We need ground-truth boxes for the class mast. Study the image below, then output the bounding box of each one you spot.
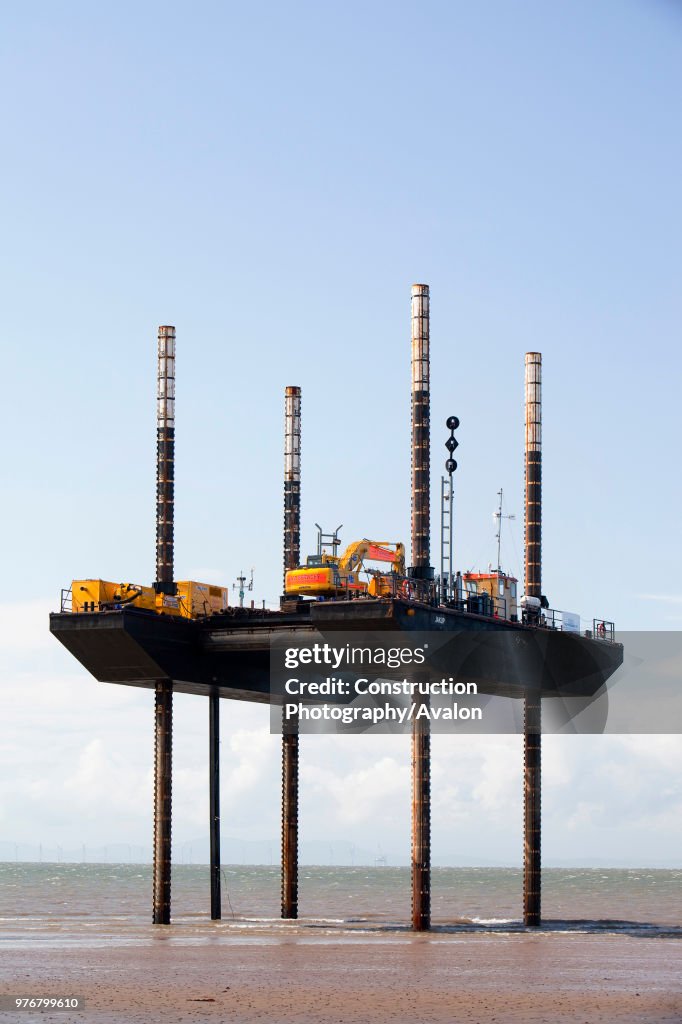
[152,325,175,925]
[523,352,542,927]
[410,284,431,931]
[282,385,301,919]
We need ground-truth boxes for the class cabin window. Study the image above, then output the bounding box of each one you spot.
[511,582,517,598]
[498,580,505,597]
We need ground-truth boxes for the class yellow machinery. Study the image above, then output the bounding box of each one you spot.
[285,537,405,598]
[71,579,229,618]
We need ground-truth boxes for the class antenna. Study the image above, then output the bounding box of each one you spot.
[233,569,254,608]
[494,488,515,575]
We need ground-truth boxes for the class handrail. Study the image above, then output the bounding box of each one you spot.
[591,619,616,642]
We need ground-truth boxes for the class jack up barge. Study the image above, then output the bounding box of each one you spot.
[50,289,623,930]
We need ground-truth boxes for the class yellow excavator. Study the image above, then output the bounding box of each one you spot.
[285,526,405,598]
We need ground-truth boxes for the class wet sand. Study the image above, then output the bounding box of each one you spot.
[2,927,681,1024]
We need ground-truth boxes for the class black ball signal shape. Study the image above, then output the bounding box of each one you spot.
[445,416,459,476]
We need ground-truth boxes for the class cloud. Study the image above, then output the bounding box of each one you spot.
[1,612,682,863]
[0,600,57,654]
[565,800,605,830]
[303,754,410,828]
[470,740,521,810]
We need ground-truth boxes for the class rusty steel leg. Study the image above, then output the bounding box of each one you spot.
[153,679,173,925]
[411,705,431,931]
[209,691,221,920]
[281,385,301,920]
[523,695,541,927]
[281,711,299,919]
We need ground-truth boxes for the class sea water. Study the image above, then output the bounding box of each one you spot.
[0,864,679,948]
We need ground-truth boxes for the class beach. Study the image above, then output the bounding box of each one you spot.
[1,866,680,1023]
[2,929,681,1023]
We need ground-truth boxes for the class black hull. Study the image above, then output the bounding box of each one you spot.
[50,597,623,703]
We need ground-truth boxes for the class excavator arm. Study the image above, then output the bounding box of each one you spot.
[338,540,405,576]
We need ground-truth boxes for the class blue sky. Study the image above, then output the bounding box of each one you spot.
[1,1,680,865]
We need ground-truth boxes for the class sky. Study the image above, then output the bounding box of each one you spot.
[0,0,681,866]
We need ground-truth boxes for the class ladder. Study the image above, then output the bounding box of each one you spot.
[440,475,453,603]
